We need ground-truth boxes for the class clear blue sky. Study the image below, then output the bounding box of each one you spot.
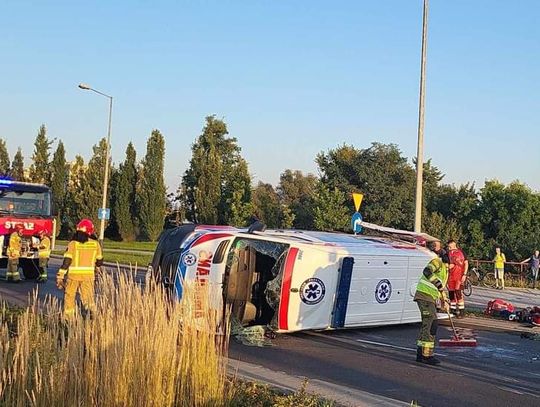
[1,0,539,192]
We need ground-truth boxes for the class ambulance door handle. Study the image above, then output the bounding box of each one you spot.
[290,288,299,293]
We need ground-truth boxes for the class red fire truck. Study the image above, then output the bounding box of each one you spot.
[0,179,56,279]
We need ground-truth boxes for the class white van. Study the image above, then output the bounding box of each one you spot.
[151,226,435,333]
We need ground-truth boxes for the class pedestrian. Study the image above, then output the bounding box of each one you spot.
[56,219,103,318]
[447,239,469,318]
[521,250,539,289]
[6,224,24,282]
[36,229,51,282]
[493,247,506,290]
[414,240,450,366]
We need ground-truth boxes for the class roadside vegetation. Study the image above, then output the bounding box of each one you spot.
[0,273,331,406]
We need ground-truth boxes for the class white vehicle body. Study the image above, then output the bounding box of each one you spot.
[161,226,435,333]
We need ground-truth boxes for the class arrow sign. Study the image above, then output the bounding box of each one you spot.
[351,212,363,234]
[98,208,111,220]
[352,193,363,212]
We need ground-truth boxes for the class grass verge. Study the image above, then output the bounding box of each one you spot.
[52,250,152,267]
[55,239,157,252]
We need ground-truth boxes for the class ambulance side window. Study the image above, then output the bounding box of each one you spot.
[213,240,231,264]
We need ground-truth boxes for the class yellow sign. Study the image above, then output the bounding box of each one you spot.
[352,193,363,212]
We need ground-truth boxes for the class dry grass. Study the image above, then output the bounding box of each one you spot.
[0,272,230,406]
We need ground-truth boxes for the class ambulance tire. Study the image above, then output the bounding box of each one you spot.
[21,259,40,280]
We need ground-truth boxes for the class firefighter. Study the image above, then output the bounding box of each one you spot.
[56,219,103,317]
[36,229,51,282]
[6,224,24,282]
[414,240,451,365]
[447,239,468,318]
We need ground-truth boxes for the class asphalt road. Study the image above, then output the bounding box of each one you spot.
[1,258,539,406]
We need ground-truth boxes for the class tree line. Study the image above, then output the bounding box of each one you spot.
[3,116,540,260]
[0,125,166,241]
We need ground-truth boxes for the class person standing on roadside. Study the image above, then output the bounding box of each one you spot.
[447,240,468,318]
[414,240,451,366]
[521,250,539,289]
[493,247,506,290]
[36,229,51,282]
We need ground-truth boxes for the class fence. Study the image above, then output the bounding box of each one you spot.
[469,259,534,287]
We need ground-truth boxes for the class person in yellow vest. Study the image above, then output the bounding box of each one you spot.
[414,240,452,365]
[56,219,103,317]
[36,229,51,282]
[493,247,506,290]
[6,224,24,282]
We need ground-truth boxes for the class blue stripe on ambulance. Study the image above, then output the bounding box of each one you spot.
[331,256,355,328]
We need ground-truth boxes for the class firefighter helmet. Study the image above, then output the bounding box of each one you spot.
[76,219,95,235]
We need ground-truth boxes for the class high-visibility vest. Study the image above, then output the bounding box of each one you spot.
[7,232,22,259]
[64,239,103,277]
[38,236,51,258]
[416,257,448,301]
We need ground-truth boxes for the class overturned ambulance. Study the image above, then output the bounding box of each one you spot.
[149,224,436,333]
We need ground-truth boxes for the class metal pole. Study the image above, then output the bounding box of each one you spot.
[99,96,113,243]
[414,0,429,233]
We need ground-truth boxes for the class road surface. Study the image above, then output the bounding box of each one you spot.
[1,258,539,407]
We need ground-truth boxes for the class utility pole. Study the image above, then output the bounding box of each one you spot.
[414,0,429,233]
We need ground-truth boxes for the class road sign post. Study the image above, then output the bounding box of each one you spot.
[351,212,363,235]
[98,208,110,220]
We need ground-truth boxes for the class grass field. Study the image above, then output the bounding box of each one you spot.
[55,239,157,252]
[52,249,152,266]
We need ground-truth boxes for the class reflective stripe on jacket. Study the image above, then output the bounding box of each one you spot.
[38,236,51,258]
[7,232,22,259]
[415,257,448,302]
[63,239,103,276]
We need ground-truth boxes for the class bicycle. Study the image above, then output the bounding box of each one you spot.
[463,267,496,297]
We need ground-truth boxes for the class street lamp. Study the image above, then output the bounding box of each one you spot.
[414,0,429,233]
[78,82,113,243]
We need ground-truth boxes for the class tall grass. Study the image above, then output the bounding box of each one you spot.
[0,272,230,406]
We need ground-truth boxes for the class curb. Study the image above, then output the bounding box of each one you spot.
[228,358,410,407]
[440,316,539,335]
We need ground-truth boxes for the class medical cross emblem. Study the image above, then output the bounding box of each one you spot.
[300,278,326,305]
[375,279,392,303]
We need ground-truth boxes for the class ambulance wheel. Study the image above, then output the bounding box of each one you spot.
[21,259,40,280]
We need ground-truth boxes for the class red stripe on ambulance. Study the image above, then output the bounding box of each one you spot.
[278,247,299,331]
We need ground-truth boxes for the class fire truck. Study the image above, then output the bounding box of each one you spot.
[0,179,56,279]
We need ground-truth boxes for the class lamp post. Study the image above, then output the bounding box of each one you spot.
[414,0,429,233]
[78,83,113,243]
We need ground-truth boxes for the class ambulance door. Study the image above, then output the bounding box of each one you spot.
[344,255,407,327]
[279,247,339,332]
[402,255,428,323]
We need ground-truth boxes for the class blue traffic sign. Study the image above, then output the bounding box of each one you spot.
[351,212,363,234]
[98,208,111,220]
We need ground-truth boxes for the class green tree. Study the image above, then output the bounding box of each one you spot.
[316,143,417,230]
[83,138,110,229]
[252,182,282,229]
[138,130,166,241]
[10,148,25,181]
[422,212,463,245]
[277,170,318,229]
[29,124,54,184]
[65,155,88,232]
[180,116,252,225]
[50,141,69,236]
[113,142,138,241]
[312,183,349,231]
[0,139,10,176]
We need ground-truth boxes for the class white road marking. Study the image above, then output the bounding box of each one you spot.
[355,338,447,356]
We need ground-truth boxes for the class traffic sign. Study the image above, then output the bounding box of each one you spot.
[351,212,363,234]
[352,193,363,212]
[98,208,111,220]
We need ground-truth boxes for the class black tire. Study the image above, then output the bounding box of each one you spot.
[483,272,496,288]
[463,278,473,297]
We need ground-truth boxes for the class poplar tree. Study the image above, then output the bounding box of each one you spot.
[138,130,166,241]
[11,148,25,181]
[84,138,110,229]
[29,124,54,184]
[65,155,88,231]
[50,141,69,235]
[113,142,138,241]
[0,139,10,176]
